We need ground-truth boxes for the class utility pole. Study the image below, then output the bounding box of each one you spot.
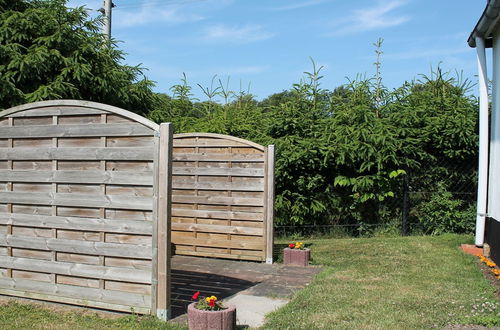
[99,0,115,39]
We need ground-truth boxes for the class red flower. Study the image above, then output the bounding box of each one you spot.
[192,291,200,300]
[289,243,295,249]
[208,298,216,308]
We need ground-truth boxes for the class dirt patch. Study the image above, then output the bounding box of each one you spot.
[477,261,500,299]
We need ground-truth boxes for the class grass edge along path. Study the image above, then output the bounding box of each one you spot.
[264,234,499,329]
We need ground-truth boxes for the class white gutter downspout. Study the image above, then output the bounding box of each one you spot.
[475,36,489,247]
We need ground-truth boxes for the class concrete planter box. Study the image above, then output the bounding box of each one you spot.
[187,302,236,330]
[283,248,310,266]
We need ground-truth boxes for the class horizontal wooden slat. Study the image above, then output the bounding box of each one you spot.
[6,107,106,118]
[173,133,265,151]
[172,166,264,177]
[173,153,264,162]
[0,213,152,235]
[171,195,263,206]
[0,148,154,161]
[173,140,252,148]
[0,256,151,283]
[0,277,150,309]
[0,235,152,259]
[174,250,263,261]
[0,192,152,210]
[172,223,262,236]
[172,208,263,221]
[0,124,153,139]
[172,181,263,192]
[0,170,153,185]
[171,236,263,250]
[0,288,150,314]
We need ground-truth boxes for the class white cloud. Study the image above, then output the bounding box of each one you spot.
[68,0,205,27]
[271,0,330,11]
[202,24,275,43]
[329,0,409,36]
[114,1,204,28]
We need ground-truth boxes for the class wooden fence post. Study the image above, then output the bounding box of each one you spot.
[265,145,275,264]
[156,123,173,320]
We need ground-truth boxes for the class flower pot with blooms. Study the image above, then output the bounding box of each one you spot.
[283,241,310,266]
[187,291,236,330]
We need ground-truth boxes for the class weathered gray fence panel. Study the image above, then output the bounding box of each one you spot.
[0,100,172,317]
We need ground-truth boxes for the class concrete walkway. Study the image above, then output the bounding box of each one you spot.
[170,256,322,328]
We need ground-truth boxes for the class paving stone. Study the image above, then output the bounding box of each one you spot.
[170,255,322,326]
[224,294,288,328]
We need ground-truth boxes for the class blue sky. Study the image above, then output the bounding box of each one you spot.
[67,0,484,101]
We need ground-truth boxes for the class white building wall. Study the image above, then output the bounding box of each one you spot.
[489,31,500,221]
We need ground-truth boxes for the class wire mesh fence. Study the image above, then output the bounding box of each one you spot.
[275,157,478,238]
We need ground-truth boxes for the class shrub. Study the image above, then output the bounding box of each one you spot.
[415,183,475,235]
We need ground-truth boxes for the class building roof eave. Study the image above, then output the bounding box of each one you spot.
[468,0,500,48]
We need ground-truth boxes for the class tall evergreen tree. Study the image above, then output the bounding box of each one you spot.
[0,0,156,114]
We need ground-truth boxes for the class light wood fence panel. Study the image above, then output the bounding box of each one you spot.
[0,100,172,319]
[171,133,275,263]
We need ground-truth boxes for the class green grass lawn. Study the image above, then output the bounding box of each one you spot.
[263,234,499,329]
[0,234,496,329]
[0,302,186,330]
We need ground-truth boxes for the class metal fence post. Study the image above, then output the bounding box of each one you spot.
[402,170,409,236]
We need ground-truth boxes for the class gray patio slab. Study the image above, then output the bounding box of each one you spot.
[170,255,322,328]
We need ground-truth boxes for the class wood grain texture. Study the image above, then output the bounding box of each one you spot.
[0,147,155,161]
[0,191,152,210]
[172,222,262,236]
[0,212,152,235]
[173,152,263,162]
[171,195,263,206]
[6,107,106,118]
[172,208,263,221]
[156,123,172,317]
[171,134,271,262]
[0,256,151,283]
[0,277,151,308]
[173,133,265,151]
[171,181,263,192]
[0,124,153,139]
[0,100,162,315]
[0,234,152,258]
[0,100,159,131]
[264,145,275,263]
[172,235,263,250]
[172,249,262,261]
[172,166,264,177]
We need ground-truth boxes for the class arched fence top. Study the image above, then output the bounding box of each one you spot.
[0,100,159,131]
[0,99,172,317]
[173,132,266,152]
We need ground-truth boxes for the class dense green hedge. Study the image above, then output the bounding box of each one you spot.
[150,67,478,234]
